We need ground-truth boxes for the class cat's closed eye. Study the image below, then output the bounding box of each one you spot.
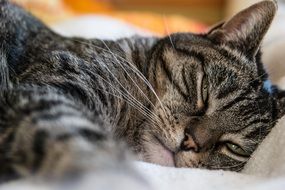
[201,75,208,104]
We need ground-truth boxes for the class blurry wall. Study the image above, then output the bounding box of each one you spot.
[225,0,262,18]
[111,0,226,24]
[12,0,228,24]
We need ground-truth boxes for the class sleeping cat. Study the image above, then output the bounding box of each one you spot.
[0,0,284,182]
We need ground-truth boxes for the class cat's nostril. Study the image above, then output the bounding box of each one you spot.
[180,134,199,152]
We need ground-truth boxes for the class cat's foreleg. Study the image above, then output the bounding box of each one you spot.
[0,87,138,183]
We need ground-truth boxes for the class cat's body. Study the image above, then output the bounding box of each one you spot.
[0,0,284,183]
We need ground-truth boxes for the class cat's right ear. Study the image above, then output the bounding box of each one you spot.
[207,0,277,59]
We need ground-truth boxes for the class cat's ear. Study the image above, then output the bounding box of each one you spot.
[208,0,277,58]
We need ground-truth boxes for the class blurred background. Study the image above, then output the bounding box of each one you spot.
[11,0,263,35]
[7,0,285,87]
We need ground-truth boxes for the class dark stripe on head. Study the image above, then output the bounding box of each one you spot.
[182,66,190,95]
[175,49,205,66]
[245,118,270,129]
[219,96,253,111]
[245,126,270,140]
[160,55,188,100]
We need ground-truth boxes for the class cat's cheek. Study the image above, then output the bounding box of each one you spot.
[140,134,175,167]
[147,143,175,167]
[175,151,205,168]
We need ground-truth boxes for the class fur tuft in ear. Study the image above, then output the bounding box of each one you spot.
[208,0,277,58]
[207,21,225,35]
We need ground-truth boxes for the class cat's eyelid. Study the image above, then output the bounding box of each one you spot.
[219,135,251,160]
[219,133,246,147]
[220,146,249,162]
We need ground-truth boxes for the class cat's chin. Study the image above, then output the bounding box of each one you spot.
[142,136,175,167]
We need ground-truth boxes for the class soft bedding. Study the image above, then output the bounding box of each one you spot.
[2,117,285,190]
[2,3,285,190]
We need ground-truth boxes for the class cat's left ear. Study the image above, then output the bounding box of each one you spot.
[208,0,277,58]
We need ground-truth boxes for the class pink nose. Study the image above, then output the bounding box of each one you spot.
[181,134,199,152]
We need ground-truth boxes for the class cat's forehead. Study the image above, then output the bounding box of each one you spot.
[161,33,262,100]
[165,33,236,59]
[163,33,256,76]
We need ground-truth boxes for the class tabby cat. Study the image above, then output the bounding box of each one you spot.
[0,0,284,183]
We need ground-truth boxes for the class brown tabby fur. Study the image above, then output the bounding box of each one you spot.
[0,0,284,183]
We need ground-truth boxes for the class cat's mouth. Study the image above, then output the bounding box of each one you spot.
[144,136,175,167]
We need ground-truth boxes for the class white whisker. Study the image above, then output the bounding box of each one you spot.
[71,38,168,118]
[163,15,175,49]
[90,72,162,125]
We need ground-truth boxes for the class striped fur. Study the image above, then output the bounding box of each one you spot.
[0,0,284,183]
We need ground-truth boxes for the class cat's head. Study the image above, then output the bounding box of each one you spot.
[141,0,285,171]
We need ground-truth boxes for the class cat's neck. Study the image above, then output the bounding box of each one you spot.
[95,36,160,144]
[115,35,160,107]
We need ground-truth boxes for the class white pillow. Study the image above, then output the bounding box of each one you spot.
[51,15,152,40]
